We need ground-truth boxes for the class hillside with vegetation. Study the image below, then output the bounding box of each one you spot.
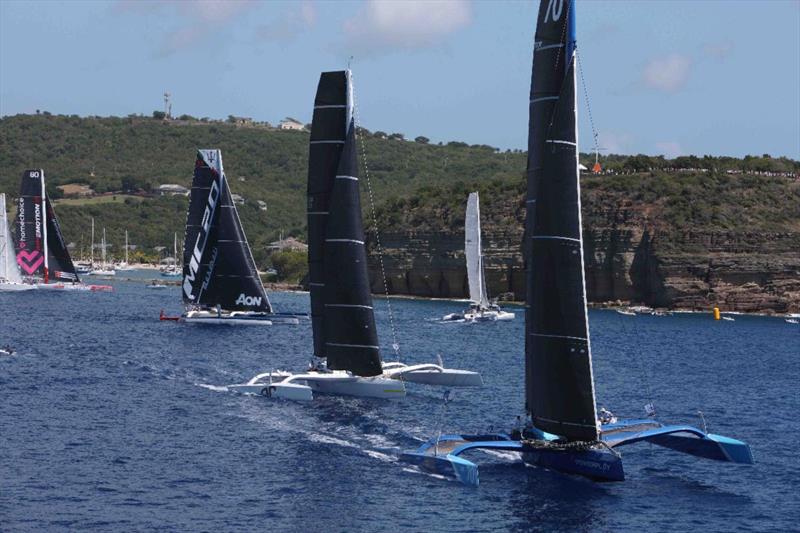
[1,113,798,311]
[0,113,529,264]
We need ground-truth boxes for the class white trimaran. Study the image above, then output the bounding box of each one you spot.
[0,193,34,291]
[231,70,482,400]
[442,191,515,322]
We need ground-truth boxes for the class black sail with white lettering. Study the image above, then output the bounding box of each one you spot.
[15,169,47,279]
[525,0,598,441]
[308,70,382,376]
[182,150,271,312]
[45,198,79,282]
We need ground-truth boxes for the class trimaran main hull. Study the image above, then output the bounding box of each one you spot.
[401,419,753,486]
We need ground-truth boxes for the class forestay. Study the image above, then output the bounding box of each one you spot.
[465,192,489,308]
[524,0,599,442]
[182,150,271,312]
[307,70,382,377]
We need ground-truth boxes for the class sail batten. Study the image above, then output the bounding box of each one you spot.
[525,0,598,442]
[181,150,271,312]
[308,70,383,377]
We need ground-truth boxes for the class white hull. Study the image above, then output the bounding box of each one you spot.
[381,362,483,387]
[88,269,115,276]
[35,282,112,292]
[183,315,273,326]
[228,372,313,401]
[0,282,36,292]
[181,310,300,326]
[442,309,515,322]
[300,370,406,399]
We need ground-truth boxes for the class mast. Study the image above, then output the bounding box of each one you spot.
[41,170,49,283]
[102,228,107,268]
[91,218,95,266]
[307,70,382,377]
[125,230,129,264]
[524,0,598,442]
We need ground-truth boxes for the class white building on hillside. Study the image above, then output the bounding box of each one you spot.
[278,117,305,131]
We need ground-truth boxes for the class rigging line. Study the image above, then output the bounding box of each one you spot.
[351,70,401,360]
[576,48,600,155]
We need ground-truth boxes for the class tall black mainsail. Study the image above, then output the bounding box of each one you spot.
[525,0,598,441]
[307,70,382,377]
[15,169,79,283]
[182,150,271,312]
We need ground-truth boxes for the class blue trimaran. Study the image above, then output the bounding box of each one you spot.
[400,0,753,485]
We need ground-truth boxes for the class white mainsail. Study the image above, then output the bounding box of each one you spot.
[0,193,23,284]
[465,192,489,308]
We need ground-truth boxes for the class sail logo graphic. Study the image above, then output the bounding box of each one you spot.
[183,178,220,299]
[17,250,43,275]
[236,293,262,307]
[544,0,564,22]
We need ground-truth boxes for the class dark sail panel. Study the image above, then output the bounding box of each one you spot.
[323,121,382,376]
[182,150,270,312]
[308,71,349,359]
[15,169,46,279]
[525,0,598,442]
[45,198,79,282]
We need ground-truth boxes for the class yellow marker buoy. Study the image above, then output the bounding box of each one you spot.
[713,307,721,320]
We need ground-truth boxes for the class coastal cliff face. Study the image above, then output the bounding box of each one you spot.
[368,174,800,313]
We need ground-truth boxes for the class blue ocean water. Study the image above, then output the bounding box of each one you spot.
[1,275,798,531]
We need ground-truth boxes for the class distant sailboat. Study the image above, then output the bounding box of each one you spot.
[15,169,111,292]
[116,230,134,271]
[442,192,515,322]
[159,233,181,278]
[0,193,34,291]
[401,0,752,485]
[168,149,303,325]
[89,228,115,276]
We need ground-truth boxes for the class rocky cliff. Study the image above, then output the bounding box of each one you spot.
[368,172,800,313]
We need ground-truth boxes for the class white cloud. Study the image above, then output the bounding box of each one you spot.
[655,141,683,159]
[256,1,317,43]
[343,0,471,53]
[115,0,254,56]
[642,53,691,93]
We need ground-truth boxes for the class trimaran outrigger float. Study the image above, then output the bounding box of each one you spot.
[400,0,752,484]
[161,149,305,325]
[230,70,482,400]
[14,169,111,292]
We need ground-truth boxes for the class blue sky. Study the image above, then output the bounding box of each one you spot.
[1,0,798,158]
